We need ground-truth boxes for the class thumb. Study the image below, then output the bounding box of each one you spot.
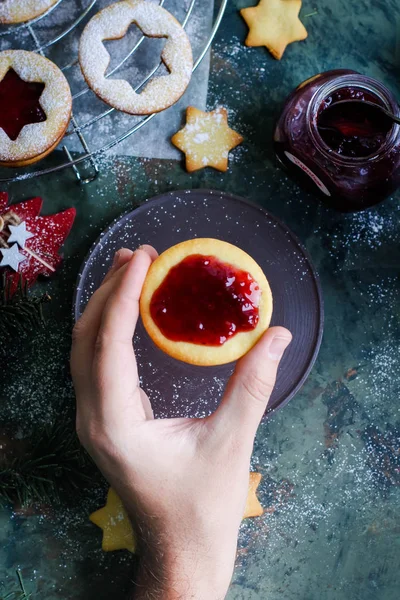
[212,327,292,442]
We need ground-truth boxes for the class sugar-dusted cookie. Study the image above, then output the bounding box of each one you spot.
[244,472,264,518]
[0,50,72,167]
[89,488,137,553]
[171,107,243,172]
[0,0,58,24]
[140,238,273,366]
[79,0,193,115]
[240,0,308,60]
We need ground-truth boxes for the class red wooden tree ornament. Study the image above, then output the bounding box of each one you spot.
[0,192,76,295]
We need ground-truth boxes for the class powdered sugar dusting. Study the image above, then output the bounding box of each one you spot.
[79,0,193,115]
[172,107,243,170]
[0,0,58,24]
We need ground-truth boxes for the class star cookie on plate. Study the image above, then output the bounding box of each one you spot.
[241,0,308,60]
[171,107,243,172]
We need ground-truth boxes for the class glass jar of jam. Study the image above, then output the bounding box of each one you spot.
[274,70,400,211]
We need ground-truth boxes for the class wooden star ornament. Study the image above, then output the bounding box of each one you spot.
[90,474,263,554]
[89,488,137,553]
[8,222,35,248]
[171,107,243,172]
[241,0,308,60]
[0,243,26,272]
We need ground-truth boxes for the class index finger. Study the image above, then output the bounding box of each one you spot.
[91,246,157,404]
[71,246,156,395]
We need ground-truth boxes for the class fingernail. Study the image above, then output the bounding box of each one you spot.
[112,250,122,266]
[268,335,291,361]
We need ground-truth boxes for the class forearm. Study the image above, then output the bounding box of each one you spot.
[133,567,229,600]
[128,502,237,600]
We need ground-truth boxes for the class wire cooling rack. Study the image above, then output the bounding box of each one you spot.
[0,0,227,184]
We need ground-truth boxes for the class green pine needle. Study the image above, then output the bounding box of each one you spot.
[16,570,30,599]
[0,274,50,340]
[1,570,32,600]
[0,421,93,508]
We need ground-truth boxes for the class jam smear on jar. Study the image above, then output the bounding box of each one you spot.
[150,254,261,346]
[0,68,46,141]
[317,88,393,158]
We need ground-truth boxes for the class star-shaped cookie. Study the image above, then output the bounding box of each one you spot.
[171,107,243,172]
[244,472,264,518]
[241,0,308,60]
[90,473,264,554]
[89,488,137,553]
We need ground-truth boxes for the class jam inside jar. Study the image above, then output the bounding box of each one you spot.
[274,70,400,211]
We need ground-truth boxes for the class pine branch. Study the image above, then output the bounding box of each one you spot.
[0,274,50,339]
[0,421,94,508]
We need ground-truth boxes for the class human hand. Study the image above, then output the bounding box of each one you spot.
[71,246,292,600]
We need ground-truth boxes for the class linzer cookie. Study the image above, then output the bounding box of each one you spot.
[0,0,59,24]
[0,51,72,168]
[171,107,243,172]
[240,0,308,60]
[79,0,193,115]
[140,238,273,366]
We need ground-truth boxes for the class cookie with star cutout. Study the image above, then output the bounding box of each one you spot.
[171,107,243,172]
[241,0,308,60]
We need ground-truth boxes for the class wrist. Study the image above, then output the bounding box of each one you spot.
[135,544,234,600]
[165,553,232,600]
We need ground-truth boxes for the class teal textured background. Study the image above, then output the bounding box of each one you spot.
[1,1,400,599]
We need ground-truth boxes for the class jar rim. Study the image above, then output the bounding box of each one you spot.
[307,73,400,164]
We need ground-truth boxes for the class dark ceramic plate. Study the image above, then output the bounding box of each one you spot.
[74,189,323,418]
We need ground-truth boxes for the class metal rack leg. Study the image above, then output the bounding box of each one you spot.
[66,116,100,184]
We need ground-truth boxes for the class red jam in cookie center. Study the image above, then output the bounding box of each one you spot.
[0,68,46,141]
[150,254,260,346]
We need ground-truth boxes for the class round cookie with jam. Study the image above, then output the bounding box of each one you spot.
[140,239,273,366]
[0,50,72,168]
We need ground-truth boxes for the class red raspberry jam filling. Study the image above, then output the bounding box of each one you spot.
[150,254,261,346]
[0,68,46,141]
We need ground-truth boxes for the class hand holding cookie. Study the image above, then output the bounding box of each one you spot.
[71,246,291,599]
